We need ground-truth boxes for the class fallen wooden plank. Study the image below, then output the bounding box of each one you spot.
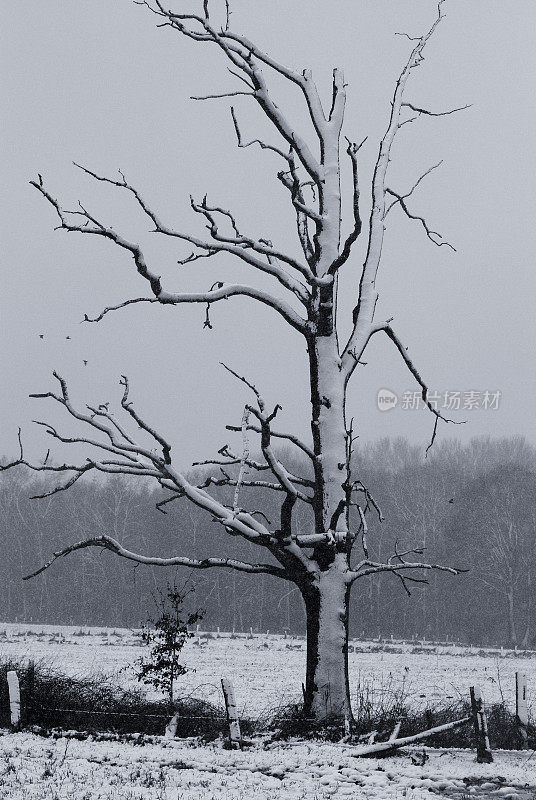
[351,716,471,757]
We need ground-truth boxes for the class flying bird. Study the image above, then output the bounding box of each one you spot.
[83,360,88,366]
[448,498,454,504]
[65,336,71,340]
[38,334,44,339]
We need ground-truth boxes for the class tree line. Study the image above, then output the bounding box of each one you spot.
[1,434,534,648]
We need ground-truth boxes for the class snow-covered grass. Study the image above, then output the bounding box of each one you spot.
[1,730,536,799]
[1,625,536,798]
[0,623,533,717]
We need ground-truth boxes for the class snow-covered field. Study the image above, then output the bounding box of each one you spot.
[1,624,536,798]
[1,731,536,799]
[0,623,534,715]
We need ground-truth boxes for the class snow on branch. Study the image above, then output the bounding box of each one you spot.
[225,423,316,463]
[4,373,331,581]
[3,373,284,546]
[349,555,463,589]
[22,534,288,581]
[192,445,314,488]
[327,137,367,275]
[31,171,310,332]
[343,1,456,383]
[220,363,313,504]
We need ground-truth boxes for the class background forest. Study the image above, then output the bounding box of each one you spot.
[2,435,534,648]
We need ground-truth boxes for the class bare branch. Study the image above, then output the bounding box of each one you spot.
[189,194,312,291]
[70,164,313,300]
[23,534,288,581]
[385,175,456,251]
[233,406,251,513]
[193,444,314,488]
[83,297,161,323]
[384,160,443,215]
[191,90,253,101]
[349,557,461,584]
[357,505,368,558]
[402,101,472,117]
[394,32,422,42]
[381,324,466,453]
[328,136,367,274]
[221,364,312,503]
[177,249,218,265]
[220,362,263,408]
[119,376,172,463]
[17,374,290,551]
[82,282,307,333]
[352,481,384,523]
[225,423,316,462]
[343,1,451,381]
[230,106,292,164]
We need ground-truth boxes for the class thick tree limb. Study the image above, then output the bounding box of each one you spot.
[23,534,288,581]
[82,283,306,333]
[342,1,448,381]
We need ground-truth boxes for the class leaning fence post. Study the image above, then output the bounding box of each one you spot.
[7,671,21,730]
[165,712,179,739]
[515,672,528,749]
[470,685,493,763]
[221,677,241,749]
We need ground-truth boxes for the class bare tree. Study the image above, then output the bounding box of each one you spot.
[447,464,536,648]
[3,1,467,720]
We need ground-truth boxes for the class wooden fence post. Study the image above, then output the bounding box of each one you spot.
[389,721,402,741]
[165,712,179,739]
[221,677,241,749]
[7,671,21,730]
[470,685,493,763]
[515,672,528,749]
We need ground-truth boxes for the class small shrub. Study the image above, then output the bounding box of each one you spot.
[137,582,204,712]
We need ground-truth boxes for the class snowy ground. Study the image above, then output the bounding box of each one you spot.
[2,624,536,798]
[1,731,536,799]
[0,623,534,716]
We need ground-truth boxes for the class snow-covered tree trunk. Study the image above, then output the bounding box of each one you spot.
[302,555,352,719]
[301,333,353,718]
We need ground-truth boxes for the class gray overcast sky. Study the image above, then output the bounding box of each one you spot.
[2,1,535,470]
